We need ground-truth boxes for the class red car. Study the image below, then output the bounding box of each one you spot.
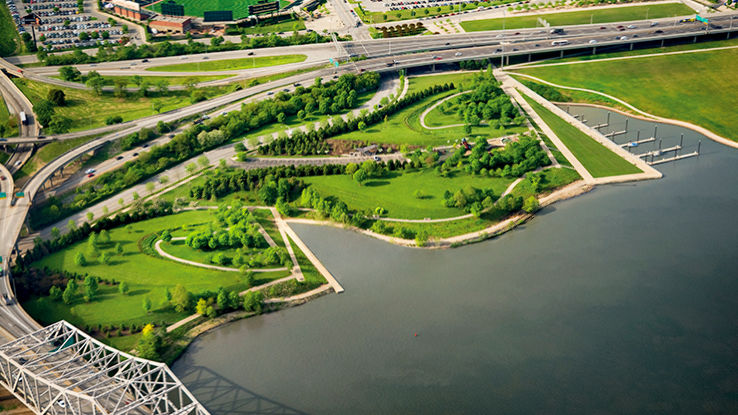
[87,173,95,178]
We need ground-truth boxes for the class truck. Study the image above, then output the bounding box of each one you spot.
[19,111,27,125]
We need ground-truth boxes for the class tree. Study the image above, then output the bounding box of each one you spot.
[161,229,172,242]
[151,100,163,113]
[84,276,98,301]
[86,72,105,96]
[119,281,129,295]
[276,112,286,123]
[49,286,62,301]
[185,163,197,175]
[171,284,191,313]
[113,78,127,98]
[242,291,263,313]
[48,89,66,106]
[522,196,539,213]
[353,168,368,185]
[34,100,55,126]
[197,155,210,168]
[74,252,87,266]
[62,279,77,304]
[142,296,152,314]
[99,229,110,243]
[136,324,161,360]
[67,219,76,231]
[195,298,208,315]
[49,114,72,134]
[51,227,61,239]
[116,242,124,255]
[101,251,113,265]
[146,182,155,193]
[59,66,81,82]
[358,121,367,130]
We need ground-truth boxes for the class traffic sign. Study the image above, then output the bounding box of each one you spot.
[15,192,24,198]
[0,192,5,199]
[696,15,708,24]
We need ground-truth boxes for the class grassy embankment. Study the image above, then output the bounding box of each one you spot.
[515,47,738,142]
[0,3,22,56]
[239,19,306,35]
[0,95,19,137]
[522,95,641,177]
[332,73,527,146]
[460,3,694,31]
[13,78,229,132]
[23,209,299,338]
[51,74,233,86]
[146,54,307,72]
[358,0,516,24]
[146,0,291,19]
[13,133,107,180]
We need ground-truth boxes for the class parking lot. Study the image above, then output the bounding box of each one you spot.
[6,0,126,51]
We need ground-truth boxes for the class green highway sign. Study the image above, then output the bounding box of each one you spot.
[696,15,708,24]
[15,192,24,198]
[0,192,5,199]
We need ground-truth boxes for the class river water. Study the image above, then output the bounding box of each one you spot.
[172,107,738,415]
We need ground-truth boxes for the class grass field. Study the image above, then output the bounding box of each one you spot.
[522,95,641,177]
[0,95,19,137]
[516,47,738,142]
[23,210,291,329]
[304,169,515,219]
[360,0,515,24]
[146,0,291,20]
[0,3,21,56]
[14,78,228,132]
[239,19,306,35]
[52,74,233,86]
[146,54,307,72]
[460,3,694,31]
[407,72,477,95]
[332,86,526,146]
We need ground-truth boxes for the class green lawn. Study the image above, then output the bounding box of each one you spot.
[14,78,228,132]
[239,19,306,35]
[361,0,515,23]
[461,3,694,31]
[522,95,641,177]
[304,169,515,219]
[0,3,21,56]
[146,0,290,19]
[147,55,307,72]
[0,95,19,137]
[407,72,477,95]
[424,92,470,127]
[331,87,526,146]
[516,47,738,142]
[24,210,290,329]
[52,74,233,86]
[510,166,581,199]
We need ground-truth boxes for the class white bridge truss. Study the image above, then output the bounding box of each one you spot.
[0,321,210,415]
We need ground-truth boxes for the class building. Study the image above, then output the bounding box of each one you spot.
[111,0,147,21]
[21,13,40,25]
[149,16,192,34]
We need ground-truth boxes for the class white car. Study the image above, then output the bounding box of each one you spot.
[588,39,598,44]
[57,400,66,408]
[627,25,636,29]
[85,168,95,174]
[454,52,462,56]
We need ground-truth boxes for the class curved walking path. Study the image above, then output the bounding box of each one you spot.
[507,72,738,150]
[419,91,471,130]
[154,239,288,273]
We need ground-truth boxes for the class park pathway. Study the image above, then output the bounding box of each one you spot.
[154,238,288,273]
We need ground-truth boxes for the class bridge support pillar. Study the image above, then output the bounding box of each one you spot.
[629,43,634,50]
[560,50,564,58]
[432,63,435,71]
[528,53,531,62]
[661,39,664,48]
[693,35,697,43]
[592,47,596,55]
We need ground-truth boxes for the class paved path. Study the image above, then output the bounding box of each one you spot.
[506,71,738,150]
[269,208,305,282]
[154,239,288,273]
[264,284,333,304]
[419,91,471,130]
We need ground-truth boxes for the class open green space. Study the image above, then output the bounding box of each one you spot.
[13,78,229,132]
[359,0,516,23]
[407,73,477,95]
[522,95,641,177]
[238,19,306,35]
[0,95,19,137]
[0,3,22,56]
[52,74,233,86]
[304,169,515,219]
[146,0,290,19]
[23,210,290,329]
[146,54,307,72]
[516,47,738,142]
[460,3,694,31]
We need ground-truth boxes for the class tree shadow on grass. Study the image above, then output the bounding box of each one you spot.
[364,180,390,187]
[176,365,308,415]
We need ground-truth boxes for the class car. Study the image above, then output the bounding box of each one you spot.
[56,400,66,408]
[85,168,95,174]
[616,25,624,29]
[247,51,254,55]
[14,161,21,166]
[87,173,94,178]
[454,51,462,56]
[181,56,187,60]
[293,83,301,87]
[434,56,442,60]
[650,22,658,27]
[142,58,148,62]
[653,29,664,34]
[116,155,124,160]
[599,26,607,30]
[282,88,290,92]
[203,56,209,60]
[386,62,394,66]
[266,91,274,95]
[514,32,520,35]
[445,42,450,45]
[2,294,10,305]
[1,176,6,181]
[626,25,636,29]
[221,111,228,116]
[142,144,149,148]
[133,152,139,157]
[373,156,381,161]
[588,39,597,44]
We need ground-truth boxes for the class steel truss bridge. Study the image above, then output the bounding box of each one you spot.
[0,321,210,415]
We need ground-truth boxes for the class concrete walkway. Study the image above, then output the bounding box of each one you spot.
[154,238,288,273]
[269,208,305,282]
[419,91,471,130]
[506,71,738,150]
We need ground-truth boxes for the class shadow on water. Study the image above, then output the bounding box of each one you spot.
[179,365,308,415]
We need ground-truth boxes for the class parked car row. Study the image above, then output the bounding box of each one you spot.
[27,2,79,11]
[40,22,111,32]
[39,15,92,24]
[6,0,26,36]
[42,38,117,49]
